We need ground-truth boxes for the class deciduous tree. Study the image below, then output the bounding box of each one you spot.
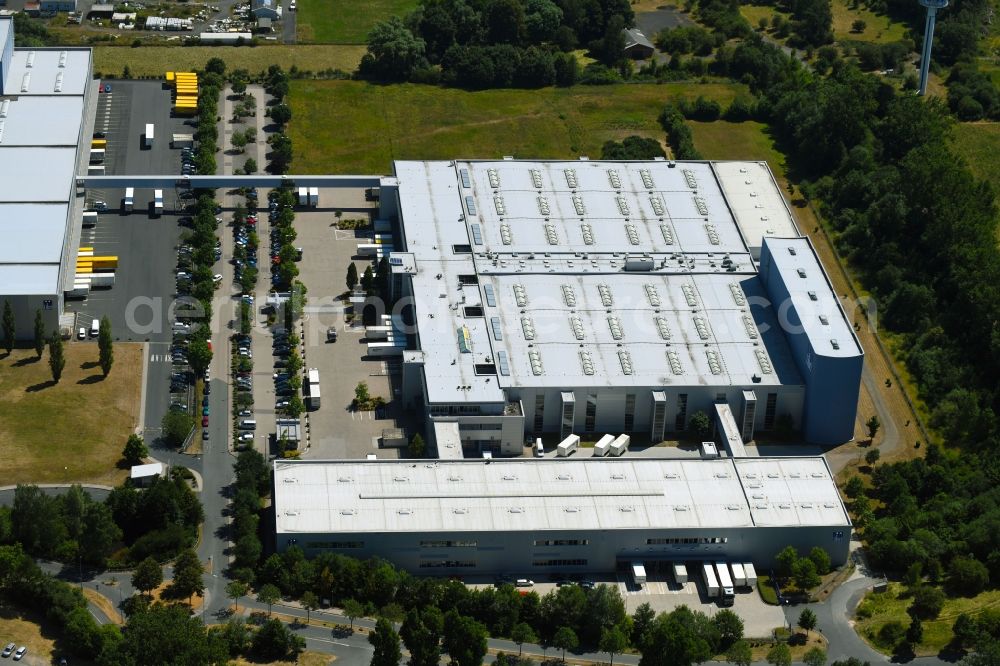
[33,310,45,358]
[48,330,65,382]
[370,617,402,666]
[132,557,163,597]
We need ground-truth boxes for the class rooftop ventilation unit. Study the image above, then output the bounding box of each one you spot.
[682,169,697,190]
[787,246,797,256]
[729,283,746,306]
[20,72,31,93]
[640,168,655,189]
[494,195,506,216]
[570,316,585,340]
[572,194,585,216]
[831,339,840,350]
[660,224,675,245]
[530,168,543,189]
[564,168,578,189]
[513,284,527,307]
[487,168,500,189]
[528,349,544,376]
[808,291,818,301]
[58,51,68,68]
[0,101,8,118]
[693,315,710,340]
[608,316,624,340]
[644,284,661,307]
[544,224,558,245]
[26,52,35,68]
[655,316,671,340]
[54,72,64,93]
[607,169,622,189]
[464,196,477,216]
[598,284,613,307]
[819,314,829,325]
[681,284,697,307]
[755,349,773,374]
[561,284,577,307]
[650,196,664,216]
[0,120,4,143]
[797,268,807,278]
[694,196,709,216]
[581,224,595,245]
[580,350,595,375]
[705,224,721,245]
[706,349,723,375]
[500,223,513,245]
[618,350,634,375]
[537,196,550,216]
[520,316,536,340]
[624,224,640,246]
[616,196,630,217]
[742,315,758,339]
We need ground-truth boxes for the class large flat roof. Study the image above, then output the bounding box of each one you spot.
[273,457,850,535]
[393,160,806,404]
[713,161,798,253]
[0,204,71,263]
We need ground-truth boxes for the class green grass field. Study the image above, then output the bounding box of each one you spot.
[288,80,747,173]
[297,0,420,43]
[93,45,365,78]
[855,582,1000,656]
[831,0,909,44]
[689,119,787,179]
[952,122,1000,199]
[0,344,142,486]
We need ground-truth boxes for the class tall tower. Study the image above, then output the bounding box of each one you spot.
[918,0,949,95]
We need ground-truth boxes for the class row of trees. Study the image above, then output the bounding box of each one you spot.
[2,301,112,381]
[263,67,294,173]
[230,450,270,582]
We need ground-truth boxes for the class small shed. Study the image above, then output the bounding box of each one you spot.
[622,27,655,60]
[276,418,301,449]
[251,0,279,19]
[88,3,114,17]
[255,16,272,32]
[23,2,41,16]
[130,462,164,487]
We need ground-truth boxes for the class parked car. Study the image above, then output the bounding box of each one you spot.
[13,646,26,661]
[3,644,15,658]
[202,416,209,427]
[78,327,87,339]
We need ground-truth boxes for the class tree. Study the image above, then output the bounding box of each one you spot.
[809,546,831,575]
[301,590,319,625]
[510,622,536,657]
[232,131,248,152]
[187,338,212,377]
[632,602,656,650]
[257,583,281,616]
[727,640,753,666]
[408,433,426,458]
[948,556,990,596]
[269,103,292,126]
[804,646,827,666]
[599,626,628,666]
[794,557,821,589]
[442,609,488,666]
[553,626,578,662]
[864,447,881,467]
[370,617,402,666]
[161,409,194,447]
[767,642,791,666]
[32,310,45,358]
[688,410,711,437]
[47,330,65,382]
[713,609,744,650]
[226,580,248,612]
[123,434,148,465]
[906,616,923,646]
[2,300,14,353]
[243,158,258,175]
[354,381,371,409]
[844,475,865,499]
[131,557,162,597]
[205,56,226,75]
[346,262,359,291]
[81,502,121,564]
[776,546,799,578]
[170,548,205,605]
[361,265,375,293]
[798,608,818,635]
[343,598,364,629]
[359,16,429,81]
[851,19,866,33]
[252,617,305,661]
[107,603,228,665]
[401,607,442,666]
[865,415,881,439]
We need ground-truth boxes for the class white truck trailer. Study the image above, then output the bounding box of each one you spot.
[82,211,98,228]
[730,562,747,588]
[89,148,105,164]
[144,123,154,148]
[631,562,647,587]
[715,562,736,606]
[308,186,319,207]
[297,186,308,206]
[172,133,194,148]
[702,563,719,598]
[154,189,164,215]
[673,563,688,585]
[744,563,758,589]
[556,434,580,457]
[593,434,614,457]
[124,187,134,212]
[610,434,630,456]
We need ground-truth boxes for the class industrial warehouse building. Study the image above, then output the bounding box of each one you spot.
[0,17,95,338]
[380,159,863,454]
[273,458,852,573]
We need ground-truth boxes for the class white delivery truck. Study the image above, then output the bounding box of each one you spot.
[144,123,154,148]
[715,562,735,606]
[308,186,319,207]
[307,383,321,409]
[673,563,688,585]
[556,434,580,457]
[743,563,758,589]
[88,165,105,175]
[124,187,134,212]
[702,563,720,598]
[154,189,164,216]
[89,149,105,164]
[593,433,614,457]
[172,133,194,148]
[82,211,99,227]
[610,434,630,457]
[297,186,308,206]
[730,562,747,588]
[631,562,647,587]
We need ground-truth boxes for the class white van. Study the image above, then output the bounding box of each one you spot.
[238,419,257,431]
[90,318,100,337]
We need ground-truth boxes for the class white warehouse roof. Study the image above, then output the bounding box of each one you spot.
[273,457,850,535]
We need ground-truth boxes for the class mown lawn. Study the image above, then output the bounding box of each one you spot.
[0,343,142,485]
[288,80,747,173]
[855,582,1000,656]
[297,0,420,43]
[93,45,365,78]
[688,119,788,180]
[951,122,1000,200]
[831,0,909,44]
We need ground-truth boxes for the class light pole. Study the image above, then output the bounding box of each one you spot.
[917,0,949,95]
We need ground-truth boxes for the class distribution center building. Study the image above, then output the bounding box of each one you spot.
[0,17,96,338]
[273,458,852,573]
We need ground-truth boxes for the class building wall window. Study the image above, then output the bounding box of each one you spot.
[646,537,728,545]
[533,559,588,567]
[533,394,545,434]
[532,539,590,547]
[306,541,365,549]
[420,540,478,548]
[764,393,777,430]
[584,394,597,434]
[624,394,636,431]
[419,560,476,568]
[674,394,688,431]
